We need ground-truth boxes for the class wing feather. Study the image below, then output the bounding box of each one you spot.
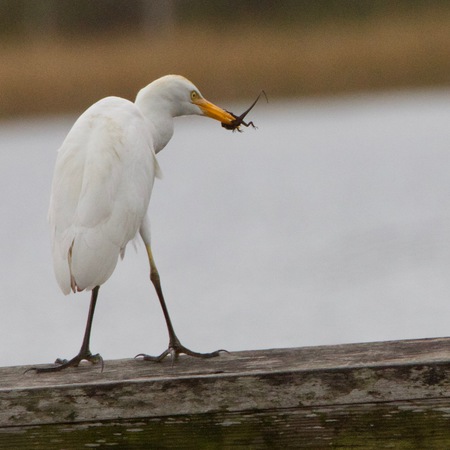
[49,97,157,294]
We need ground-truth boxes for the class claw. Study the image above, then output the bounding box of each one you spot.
[135,342,227,364]
[25,287,103,375]
[25,352,104,374]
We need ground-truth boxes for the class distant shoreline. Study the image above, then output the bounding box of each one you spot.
[2,10,450,118]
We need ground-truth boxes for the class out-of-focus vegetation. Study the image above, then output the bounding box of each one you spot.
[2,0,450,117]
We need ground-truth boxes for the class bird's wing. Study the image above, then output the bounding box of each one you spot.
[49,97,158,294]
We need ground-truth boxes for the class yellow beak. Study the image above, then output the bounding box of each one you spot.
[194,98,235,125]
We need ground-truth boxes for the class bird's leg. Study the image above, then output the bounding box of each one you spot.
[135,244,226,363]
[27,287,103,373]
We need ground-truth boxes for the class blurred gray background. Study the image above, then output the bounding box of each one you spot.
[2,1,450,367]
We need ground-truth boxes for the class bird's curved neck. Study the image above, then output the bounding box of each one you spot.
[135,89,175,154]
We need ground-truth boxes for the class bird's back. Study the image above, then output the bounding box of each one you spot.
[49,97,158,294]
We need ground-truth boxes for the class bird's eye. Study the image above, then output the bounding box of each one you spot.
[190,91,198,101]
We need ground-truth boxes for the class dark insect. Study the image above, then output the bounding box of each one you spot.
[222,90,267,132]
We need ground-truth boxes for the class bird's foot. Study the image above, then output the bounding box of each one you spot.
[25,351,104,374]
[135,338,227,363]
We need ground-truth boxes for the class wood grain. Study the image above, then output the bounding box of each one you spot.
[1,337,450,429]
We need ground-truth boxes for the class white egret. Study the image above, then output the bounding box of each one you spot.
[34,75,238,373]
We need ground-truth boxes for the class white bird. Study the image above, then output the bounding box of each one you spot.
[34,75,237,372]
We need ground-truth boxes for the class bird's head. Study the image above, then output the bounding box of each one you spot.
[139,75,235,126]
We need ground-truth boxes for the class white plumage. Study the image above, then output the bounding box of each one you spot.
[49,97,157,294]
[34,75,236,372]
[49,75,233,295]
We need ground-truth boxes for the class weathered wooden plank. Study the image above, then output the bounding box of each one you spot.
[1,337,450,428]
[3,399,450,449]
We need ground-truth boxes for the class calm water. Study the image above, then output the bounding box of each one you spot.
[2,89,450,368]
